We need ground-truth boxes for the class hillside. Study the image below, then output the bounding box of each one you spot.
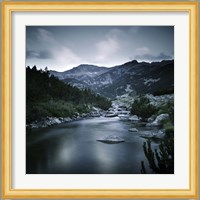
[26,66,111,123]
[50,60,174,99]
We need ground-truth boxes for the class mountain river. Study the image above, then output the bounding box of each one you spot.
[26,117,160,174]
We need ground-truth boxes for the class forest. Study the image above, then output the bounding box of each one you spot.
[26,66,111,123]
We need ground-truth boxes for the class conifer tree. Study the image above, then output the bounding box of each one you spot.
[141,132,174,174]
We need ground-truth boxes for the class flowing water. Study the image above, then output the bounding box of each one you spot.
[26,117,159,174]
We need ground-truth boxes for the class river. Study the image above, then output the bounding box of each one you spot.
[26,117,160,174]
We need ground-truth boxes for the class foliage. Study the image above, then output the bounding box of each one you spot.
[153,88,174,96]
[26,66,111,123]
[131,96,157,119]
[157,101,174,123]
[141,106,174,174]
[137,93,174,174]
[161,118,174,134]
[141,131,174,174]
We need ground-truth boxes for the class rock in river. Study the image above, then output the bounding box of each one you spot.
[118,114,130,121]
[97,135,124,144]
[105,112,118,117]
[128,128,138,132]
[128,115,140,122]
[146,114,169,127]
[139,129,165,139]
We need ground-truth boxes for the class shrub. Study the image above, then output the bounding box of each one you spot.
[141,131,174,174]
[163,120,174,134]
[131,96,157,119]
[157,113,174,134]
[153,88,174,96]
[26,66,111,123]
[157,102,174,123]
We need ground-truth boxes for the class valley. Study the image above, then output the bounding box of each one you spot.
[50,59,174,99]
[26,59,174,174]
[26,26,174,175]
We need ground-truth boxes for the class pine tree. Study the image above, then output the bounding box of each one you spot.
[141,132,174,174]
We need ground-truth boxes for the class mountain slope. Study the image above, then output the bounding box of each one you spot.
[26,66,111,123]
[50,64,109,80]
[95,60,174,98]
[50,60,174,99]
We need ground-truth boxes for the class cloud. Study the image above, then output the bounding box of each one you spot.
[107,28,124,38]
[53,46,80,65]
[26,50,39,59]
[134,52,173,62]
[135,47,150,55]
[27,28,81,67]
[134,46,172,61]
[155,53,173,60]
[95,29,120,62]
[96,38,119,61]
[129,27,140,34]
[26,50,52,59]
[37,28,56,44]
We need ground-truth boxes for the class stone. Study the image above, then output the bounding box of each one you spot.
[147,116,155,123]
[146,114,169,126]
[139,129,165,139]
[129,115,140,121]
[97,135,124,144]
[118,114,130,121]
[105,112,118,117]
[128,128,138,132]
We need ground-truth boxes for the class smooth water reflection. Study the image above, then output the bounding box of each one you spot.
[26,117,159,174]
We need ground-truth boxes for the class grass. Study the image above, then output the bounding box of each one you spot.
[26,99,90,123]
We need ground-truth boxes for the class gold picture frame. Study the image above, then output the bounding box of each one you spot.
[1,1,199,198]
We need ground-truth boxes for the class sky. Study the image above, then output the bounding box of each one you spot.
[26,26,174,71]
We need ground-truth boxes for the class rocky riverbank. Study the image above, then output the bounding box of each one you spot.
[27,94,174,134]
[103,93,174,140]
[27,107,105,129]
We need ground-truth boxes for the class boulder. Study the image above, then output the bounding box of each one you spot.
[119,114,130,121]
[128,128,138,132]
[63,117,72,122]
[105,112,118,117]
[156,130,165,139]
[139,129,165,139]
[129,115,140,121]
[53,118,62,124]
[97,135,124,144]
[147,116,155,123]
[119,110,130,115]
[90,113,101,117]
[146,114,169,126]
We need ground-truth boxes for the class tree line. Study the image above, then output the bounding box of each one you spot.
[26,66,111,123]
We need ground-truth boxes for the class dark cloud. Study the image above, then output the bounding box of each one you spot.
[26,50,52,59]
[26,26,174,70]
[134,53,173,62]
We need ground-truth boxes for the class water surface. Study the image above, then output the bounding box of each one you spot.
[26,117,159,174]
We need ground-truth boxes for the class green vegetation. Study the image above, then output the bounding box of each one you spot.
[161,118,174,134]
[141,131,174,174]
[26,66,111,123]
[131,96,157,119]
[140,103,174,174]
[153,88,174,96]
[157,101,174,123]
[131,95,174,122]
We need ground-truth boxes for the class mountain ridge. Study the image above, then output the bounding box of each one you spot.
[49,59,174,99]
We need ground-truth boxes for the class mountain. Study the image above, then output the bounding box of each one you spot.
[50,64,110,90]
[49,60,174,99]
[50,64,109,80]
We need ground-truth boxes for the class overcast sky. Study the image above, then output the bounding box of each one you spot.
[26,26,174,71]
